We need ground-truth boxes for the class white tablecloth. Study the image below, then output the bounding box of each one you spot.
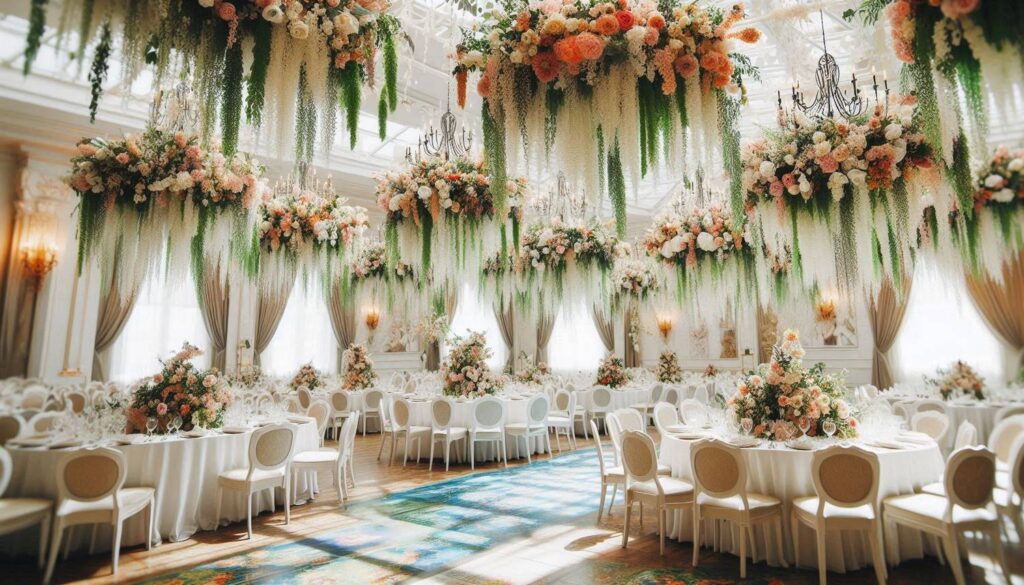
[402,396,545,461]
[659,436,945,572]
[1,419,319,555]
[938,403,1001,448]
[577,387,651,411]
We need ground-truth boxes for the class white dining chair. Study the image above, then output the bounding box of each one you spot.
[44,447,155,583]
[590,419,623,522]
[29,412,64,435]
[505,393,552,464]
[914,399,946,415]
[590,386,613,435]
[691,438,787,578]
[883,446,1008,585]
[19,385,49,410]
[679,399,709,427]
[0,447,51,571]
[296,387,312,410]
[630,384,662,426]
[549,391,577,451]
[328,390,352,440]
[911,411,950,446]
[988,414,1024,473]
[0,415,24,445]
[605,413,671,476]
[791,444,886,585]
[362,389,385,436]
[691,385,710,405]
[305,399,332,447]
[63,391,87,414]
[994,435,1023,539]
[390,398,430,468]
[429,398,468,471]
[619,430,694,555]
[952,420,977,450]
[468,396,508,469]
[661,386,680,407]
[214,424,296,540]
[994,405,1024,425]
[376,395,395,461]
[652,402,679,442]
[571,392,590,440]
[291,413,360,507]
[611,408,645,434]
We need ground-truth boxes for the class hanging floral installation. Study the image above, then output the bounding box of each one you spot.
[515,217,624,314]
[376,157,527,285]
[479,251,520,307]
[255,182,369,294]
[642,201,755,302]
[25,0,405,158]
[740,98,936,295]
[610,256,660,311]
[452,0,760,222]
[955,146,1024,277]
[349,240,422,314]
[68,128,266,299]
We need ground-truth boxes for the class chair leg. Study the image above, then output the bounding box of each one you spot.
[89,523,98,555]
[874,521,888,578]
[774,517,787,568]
[658,506,665,556]
[867,522,886,585]
[554,428,562,453]
[739,522,748,579]
[377,431,387,461]
[348,457,356,486]
[470,437,475,470]
[146,501,154,550]
[62,525,73,560]
[44,520,63,585]
[942,527,965,585]
[816,524,827,585]
[986,524,1010,584]
[429,434,436,471]
[502,435,508,468]
[546,432,553,459]
[598,481,607,523]
[608,484,618,516]
[246,491,254,540]
[622,498,632,548]
[37,513,50,569]
[445,439,452,472]
[111,519,123,575]
[790,513,801,569]
[692,505,702,567]
[285,476,291,525]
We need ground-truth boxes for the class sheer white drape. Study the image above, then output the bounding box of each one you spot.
[445,283,506,371]
[548,300,606,374]
[894,267,1004,383]
[108,270,210,382]
[261,284,338,376]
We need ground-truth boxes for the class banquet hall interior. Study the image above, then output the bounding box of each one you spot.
[0,0,1023,583]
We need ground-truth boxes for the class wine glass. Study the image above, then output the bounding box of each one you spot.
[171,415,183,435]
[741,418,753,436]
[145,417,158,439]
[822,420,837,439]
[798,417,811,439]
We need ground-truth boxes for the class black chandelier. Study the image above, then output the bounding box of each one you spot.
[405,97,473,163]
[781,10,888,120]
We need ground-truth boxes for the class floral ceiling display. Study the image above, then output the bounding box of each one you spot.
[349,240,422,315]
[452,0,761,219]
[376,157,527,285]
[25,0,404,157]
[68,127,266,299]
[959,146,1024,276]
[610,256,660,311]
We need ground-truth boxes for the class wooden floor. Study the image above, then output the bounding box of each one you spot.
[5,429,1022,584]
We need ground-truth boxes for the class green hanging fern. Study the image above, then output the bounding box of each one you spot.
[220,42,243,156]
[339,63,362,150]
[87,21,112,124]
[378,86,389,140]
[481,100,508,215]
[23,0,48,75]
[76,0,96,67]
[607,140,627,239]
[383,32,398,112]
[717,91,743,219]
[949,133,974,217]
[245,19,272,128]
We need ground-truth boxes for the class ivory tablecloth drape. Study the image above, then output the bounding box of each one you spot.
[1,420,319,556]
[658,436,945,573]
[576,387,651,411]
[403,396,546,461]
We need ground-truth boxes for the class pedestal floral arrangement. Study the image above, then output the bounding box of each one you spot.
[377,157,527,285]
[596,353,630,388]
[727,329,857,440]
[655,350,682,383]
[229,366,265,389]
[127,343,232,432]
[441,332,506,397]
[515,352,551,384]
[453,0,760,227]
[26,0,404,156]
[741,99,935,295]
[929,361,985,401]
[342,343,378,390]
[68,129,267,298]
[290,363,323,392]
[643,202,754,302]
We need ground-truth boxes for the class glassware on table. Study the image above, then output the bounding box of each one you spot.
[741,418,753,436]
[822,420,836,439]
[145,416,158,439]
[798,417,811,438]
[170,415,183,434]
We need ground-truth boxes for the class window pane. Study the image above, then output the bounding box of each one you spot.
[262,284,338,377]
[548,301,606,375]
[445,284,507,371]
[894,267,1004,383]
[109,271,210,382]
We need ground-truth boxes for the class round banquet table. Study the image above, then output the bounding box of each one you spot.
[659,435,945,573]
[0,419,320,556]
[577,387,652,411]
[933,402,1001,449]
[403,396,546,461]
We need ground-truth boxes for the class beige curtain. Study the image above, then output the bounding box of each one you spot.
[591,304,614,352]
[755,306,778,363]
[493,300,515,372]
[91,276,139,381]
[0,215,31,377]
[328,282,357,371]
[535,310,555,366]
[624,307,640,367]
[426,288,458,371]
[868,274,914,389]
[197,261,229,371]
[254,280,294,365]
[964,253,1024,372]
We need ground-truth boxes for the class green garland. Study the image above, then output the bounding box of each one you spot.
[87,21,112,124]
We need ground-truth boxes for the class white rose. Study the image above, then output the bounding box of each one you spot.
[263,5,285,23]
[992,188,1015,203]
[417,186,433,199]
[1008,158,1024,172]
[696,232,717,252]
[783,154,795,166]
[198,0,215,6]
[984,174,1004,189]
[288,21,309,38]
[758,161,775,178]
[669,234,685,253]
[884,123,903,141]
[812,131,826,144]
[847,169,867,186]
[814,141,831,157]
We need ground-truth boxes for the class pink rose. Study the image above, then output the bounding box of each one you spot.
[818,155,839,174]
[769,181,784,198]
[157,402,168,416]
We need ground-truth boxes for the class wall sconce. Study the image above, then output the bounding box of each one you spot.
[365,307,381,342]
[19,239,57,290]
[656,314,673,343]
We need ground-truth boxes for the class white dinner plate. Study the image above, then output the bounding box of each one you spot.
[784,439,815,451]
[864,439,905,450]
[221,426,252,434]
[7,436,50,448]
[47,439,83,449]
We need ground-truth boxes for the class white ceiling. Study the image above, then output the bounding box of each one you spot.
[1,0,1022,233]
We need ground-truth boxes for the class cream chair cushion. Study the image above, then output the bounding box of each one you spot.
[884,493,996,524]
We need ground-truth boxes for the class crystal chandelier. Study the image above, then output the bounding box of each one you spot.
[405,97,473,163]
[527,172,589,221]
[148,83,199,133]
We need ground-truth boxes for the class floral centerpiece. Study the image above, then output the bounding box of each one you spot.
[956,146,1024,276]
[453,0,760,226]
[68,129,266,297]
[611,257,660,310]
[515,352,551,384]
[655,350,682,383]
[342,343,378,390]
[127,343,232,433]
[643,202,754,299]
[516,217,623,313]
[256,185,368,292]
[741,99,935,293]
[290,363,323,392]
[441,332,506,397]
[596,353,631,388]
[727,329,857,440]
[26,1,404,156]
[376,157,527,284]
[228,366,265,389]
[929,360,985,401]
[703,364,719,378]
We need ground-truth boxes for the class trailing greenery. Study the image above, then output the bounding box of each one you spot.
[23,0,48,75]
[87,21,112,124]
[606,140,626,239]
[220,41,244,156]
[245,19,272,129]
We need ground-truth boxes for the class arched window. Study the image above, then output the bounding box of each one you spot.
[894,267,1004,383]
[547,300,606,374]
[109,270,210,382]
[261,284,338,376]
[445,283,507,371]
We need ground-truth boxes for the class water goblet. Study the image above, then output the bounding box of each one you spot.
[822,420,836,440]
[145,417,158,439]
[171,415,183,435]
[798,417,811,439]
[741,418,753,436]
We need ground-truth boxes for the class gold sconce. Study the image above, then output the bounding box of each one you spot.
[19,213,58,290]
[656,314,673,344]
[365,307,381,342]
